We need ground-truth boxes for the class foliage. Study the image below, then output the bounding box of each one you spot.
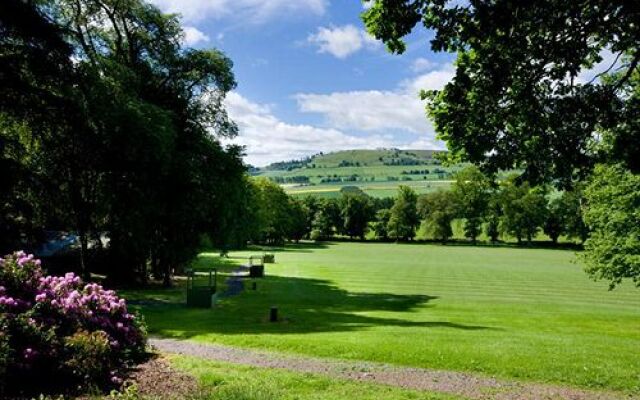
[0,0,244,285]
[560,189,590,243]
[484,192,502,243]
[287,198,310,243]
[373,209,391,240]
[451,166,490,243]
[418,191,456,242]
[339,193,374,240]
[498,178,548,244]
[363,0,640,187]
[543,198,565,244]
[311,199,341,241]
[253,178,294,244]
[581,165,640,288]
[0,252,147,396]
[387,186,419,241]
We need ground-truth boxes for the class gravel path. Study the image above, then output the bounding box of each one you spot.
[150,338,632,400]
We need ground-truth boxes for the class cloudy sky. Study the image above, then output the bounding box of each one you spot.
[148,0,617,166]
[147,0,455,166]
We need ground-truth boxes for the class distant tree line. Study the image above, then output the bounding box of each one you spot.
[263,157,313,171]
[239,167,590,248]
[269,176,310,184]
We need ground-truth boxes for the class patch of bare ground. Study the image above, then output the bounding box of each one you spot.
[124,356,200,399]
[151,338,637,400]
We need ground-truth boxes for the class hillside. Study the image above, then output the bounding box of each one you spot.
[310,149,441,168]
[254,149,458,198]
[260,149,442,171]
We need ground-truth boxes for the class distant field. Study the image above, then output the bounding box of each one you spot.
[254,149,454,198]
[130,242,640,394]
[260,164,460,182]
[286,179,454,198]
[279,149,441,169]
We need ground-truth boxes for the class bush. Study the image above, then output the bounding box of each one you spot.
[0,251,147,396]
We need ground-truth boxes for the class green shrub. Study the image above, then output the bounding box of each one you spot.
[64,330,112,384]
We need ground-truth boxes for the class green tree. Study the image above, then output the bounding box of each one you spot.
[544,198,566,244]
[287,198,309,243]
[484,191,502,243]
[499,178,548,244]
[253,178,293,244]
[560,189,590,244]
[311,198,342,240]
[301,196,322,237]
[418,190,456,243]
[451,166,490,244]
[339,193,374,240]
[581,164,640,289]
[363,0,640,186]
[373,209,391,241]
[1,0,245,284]
[387,186,419,241]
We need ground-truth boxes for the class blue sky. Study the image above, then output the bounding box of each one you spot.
[148,0,456,165]
[148,0,615,166]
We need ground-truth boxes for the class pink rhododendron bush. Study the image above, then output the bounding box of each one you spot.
[0,251,147,396]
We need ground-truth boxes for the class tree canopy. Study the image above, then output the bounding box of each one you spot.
[363,0,640,187]
[0,0,245,284]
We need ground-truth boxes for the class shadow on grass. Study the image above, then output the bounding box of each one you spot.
[133,274,496,338]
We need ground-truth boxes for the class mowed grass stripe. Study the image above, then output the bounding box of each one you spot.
[135,242,640,393]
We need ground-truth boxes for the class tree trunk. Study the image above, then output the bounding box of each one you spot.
[162,260,172,288]
[78,230,89,280]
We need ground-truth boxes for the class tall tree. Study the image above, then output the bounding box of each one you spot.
[581,164,640,289]
[373,208,391,241]
[363,0,640,186]
[418,190,456,243]
[339,193,374,240]
[498,178,548,244]
[451,166,490,243]
[253,178,293,244]
[543,198,566,244]
[387,186,419,241]
[1,0,244,284]
[287,198,310,243]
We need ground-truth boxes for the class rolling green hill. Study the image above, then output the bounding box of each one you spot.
[253,149,458,198]
[308,149,441,168]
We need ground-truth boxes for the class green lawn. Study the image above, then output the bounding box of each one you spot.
[129,242,640,394]
[169,355,460,400]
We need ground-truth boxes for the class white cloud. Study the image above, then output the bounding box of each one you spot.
[223,92,397,166]
[295,64,455,135]
[149,0,326,23]
[400,66,456,95]
[296,90,428,133]
[307,25,379,59]
[411,57,437,73]
[182,26,209,46]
